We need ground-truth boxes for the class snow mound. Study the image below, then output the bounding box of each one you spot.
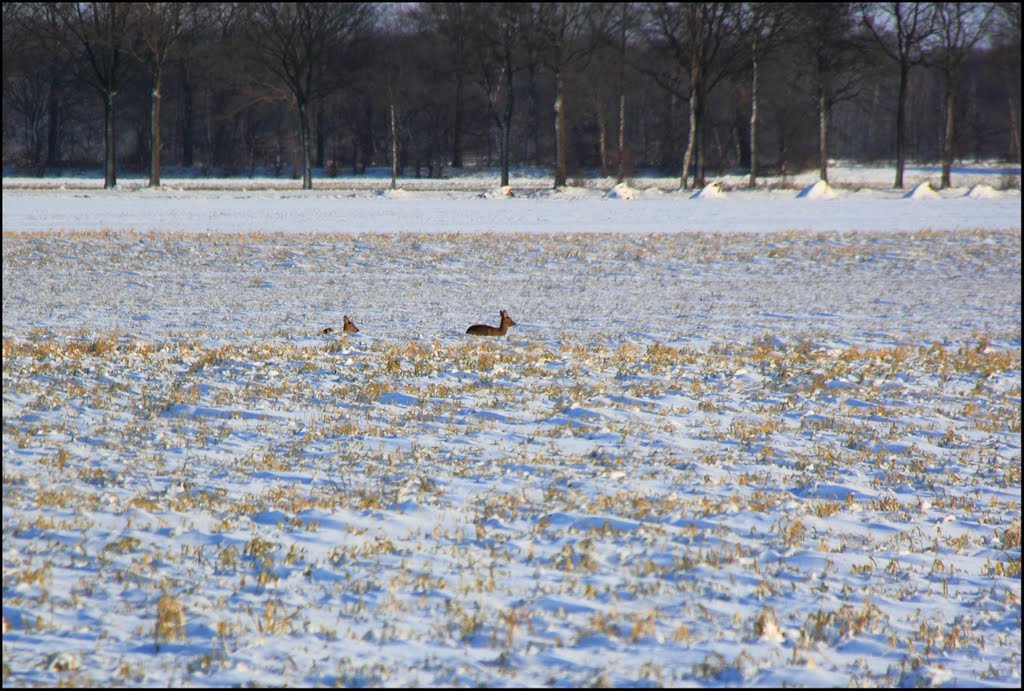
[604,182,637,200]
[377,188,414,198]
[903,181,940,200]
[477,185,517,199]
[550,186,599,199]
[690,181,725,200]
[796,180,839,199]
[966,184,1000,199]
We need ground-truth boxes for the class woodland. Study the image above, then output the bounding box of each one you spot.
[2,2,1020,189]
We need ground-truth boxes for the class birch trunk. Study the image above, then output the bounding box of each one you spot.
[554,68,567,188]
[681,81,697,190]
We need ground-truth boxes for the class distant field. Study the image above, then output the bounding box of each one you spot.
[2,228,1020,687]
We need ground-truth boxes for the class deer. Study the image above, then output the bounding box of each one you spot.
[322,315,359,335]
[466,309,516,336]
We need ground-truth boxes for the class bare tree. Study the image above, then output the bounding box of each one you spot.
[245,2,370,190]
[603,2,642,182]
[792,3,871,183]
[133,2,190,187]
[933,2,996,187]
[5,3,52,171]
[467,3,522,187]
[412,3,472,168]
[738,2,789,188]
[389,71,399,189]
[642,3,739,189]
[993,2,1021,162]
[532,2,608,187]
[25,2,137,188]
[862,2,937,188]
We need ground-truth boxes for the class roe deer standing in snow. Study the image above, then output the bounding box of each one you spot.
[466,309,516,336]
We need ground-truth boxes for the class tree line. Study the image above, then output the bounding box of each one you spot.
[2,2,1020,190]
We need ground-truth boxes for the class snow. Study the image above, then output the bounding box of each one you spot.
[689,181,725,200]
[2,186,1020,235]
[604,182,638,200]
[2,163,1021,687]
[904,181,941,200]
[796,179,840,199]
[967,183,1001,199]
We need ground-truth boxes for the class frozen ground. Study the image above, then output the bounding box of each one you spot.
[2,164,1021,687]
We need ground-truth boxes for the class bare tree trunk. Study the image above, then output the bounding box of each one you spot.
[616,11,627,183]
[680,28,701,191]
[500,62,514,187]
[895,62,908,188]
[46,82,61,168]
[299,100,312,190]
[748,49,758,188]
[818,87,828,183]
[681,84,697,190]
[315,101,325,168]
[150,72,162,187]
[596,97,608,177]
[941,64,955,189]
[390,96,398,190]
[500,123,511,187]
[104,90,117,189]
[696,87,705,187]
[527,62,539,165]
[1009,92,1021,164]
[181,60,194,168]
[452,70,464,167]
[203,85,212,173]
[617,92,626,181]
[554,68,567,188]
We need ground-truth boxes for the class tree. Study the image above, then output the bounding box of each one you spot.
[642,3,740,189]
[245,2,370,190]
[863,2,937,188]
[412,3,472,168]
[5,4,46,171]
[601,2,642,182]
[993,3,1021,162]
[737,2,789,188]
[134,2,189,187]
[28,2,137,188]
[615,4,631,181]
[467,3,523,187]
[792,3,871,183]
[532,2,607,187]
[933,2,996,187]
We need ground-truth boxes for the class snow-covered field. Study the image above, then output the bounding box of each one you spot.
[2,164,1021,687]
[2,162,1021,234]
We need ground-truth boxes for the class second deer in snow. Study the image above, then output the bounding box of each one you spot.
[466,309,516,336]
